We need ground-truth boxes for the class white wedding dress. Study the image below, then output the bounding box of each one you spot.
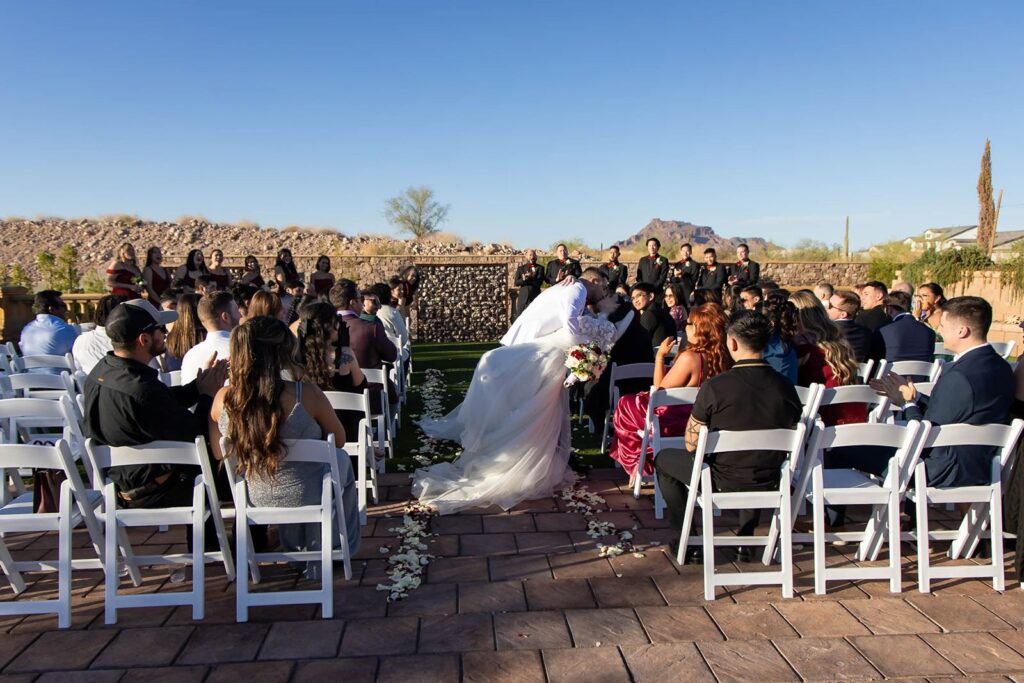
[412,315,619,514]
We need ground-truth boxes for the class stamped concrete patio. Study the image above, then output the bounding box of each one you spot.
[3,467,1024,682]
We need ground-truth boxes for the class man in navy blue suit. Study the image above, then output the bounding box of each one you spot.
[871,296,1014,488]
[870,291,936,363]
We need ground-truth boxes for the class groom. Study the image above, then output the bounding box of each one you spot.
[502,267,609,347]
[502,267,609,466]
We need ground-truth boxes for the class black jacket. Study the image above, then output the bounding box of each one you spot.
[697,264,729,293]
[598,261,628,291]
[871,313,936,363]
[675,257,702,285]
[636,255,670,289]
[545,258,582,285]
[835,318,872,363]
[729,259,760,286]
[855,306,891,334]
[83,353,210,492]
[638,304,677,347]
[513,262,545,316]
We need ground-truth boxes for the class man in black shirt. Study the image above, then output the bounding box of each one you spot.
[513,249,545,320]
[598,246,628,292]
[697,247,729,294]
[728,243,761,287]
[545,243,582,285]
[636,238,670,291]
[854,280,891,333]
[655,310,803,562]
[630,282,676,346]
[827,289,872,363]
[674,242,702,287]
[84,299,228,511]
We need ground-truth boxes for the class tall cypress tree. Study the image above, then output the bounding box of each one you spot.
[977,139,995,257]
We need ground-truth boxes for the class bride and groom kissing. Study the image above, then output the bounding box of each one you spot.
[411,268,634,514]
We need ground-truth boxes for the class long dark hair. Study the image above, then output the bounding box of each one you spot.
[275,249,298,280]
[224,316,297,478]
[761,290,799,345]
[185,249,209,274]
[144,246,162,270]
[165,293,205,358]
[296,302,338,390]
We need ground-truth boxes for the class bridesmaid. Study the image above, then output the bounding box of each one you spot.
[308,255,336,298]
[173,249,209,293]
[208,249,233,291]
[239,254,267,289]
[142,246,172,301]
[274,248,299,288]
[106,243,144,298]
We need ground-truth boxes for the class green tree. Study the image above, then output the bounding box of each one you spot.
[384,186,450,239]
[36,245,83,292]
[1,263,33,291]
[978,139,996,257]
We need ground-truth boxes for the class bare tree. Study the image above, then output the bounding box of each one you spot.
[384,186,450,239]
[977,139,996,257]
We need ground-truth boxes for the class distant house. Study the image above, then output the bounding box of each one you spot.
[903,225,975,252]
[902,224,1024,262]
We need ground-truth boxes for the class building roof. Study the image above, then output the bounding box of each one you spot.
[993,230,1024,248]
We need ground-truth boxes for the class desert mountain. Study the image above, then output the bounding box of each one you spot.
[616,219,769,254]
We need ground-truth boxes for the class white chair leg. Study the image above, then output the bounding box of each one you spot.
[633,429,650,499]
[701,470,715,601]
[991,484,1006,592]
[812,466,826,595]
[104,486,119,625]
[236,490,250,623]
[57,482,73,629]
[887,489,902,593]
[0,538,27,594]
[191,482,205,621]
[321,482,333,619]
[600,413,611,455]
[653,476,665,520]
[780,491,794,598]
[916,466,931,594]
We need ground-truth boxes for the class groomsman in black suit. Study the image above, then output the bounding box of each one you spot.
[513,249,545,320]
[728,243,760,287]
[697,247,729,293]
[674,242,702,285]
[636,238,670,291]
[545,243,582,285]
[599,246,628,292]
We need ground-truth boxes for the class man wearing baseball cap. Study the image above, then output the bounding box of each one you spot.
[83,299,228,515]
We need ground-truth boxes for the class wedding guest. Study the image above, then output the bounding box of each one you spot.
[173,249,209,294]
[397,265,421,318]
[917,282,945,330]
[372,282,410,360]
[232,283,260,323]
[72,294,125,374]
[545,243,582,285]
[106,243,144,298]
[658,310,802,562]
[84,299,227,539]
[827,289,872,363]
[663,283,688,332]
[194,274,216,297]
[514,249,545,319]
[692,287,723,307]
[599,246,628,292]
[359,288,382,323]
[206,249,232,291]
[582,293,654,427]
[295,302,368,440]
[722,285,744,313]
[740,285,763,311]
[814,281,834,307]
[727,243,760,286]
[674,242,701,288]
[697,247,728,294]
[870,290,936,364]
[209,315,361,574]
[163,293,205,372]
[180,291,240,384]
[248,290,285,321]
[630,282,676,346]
[794,302,866,426]
[891,281,914,296]
[239,255,266,289]
[610,303,731,479]
[309,255,335,298]
[142,247,172,301]
[280,280,306,323]
[331,280,399,417]
[20,290,78,368]
[854,280,890,332]
[274,248,300,288]
[159,289,179,312]
[636,238,669,291]
[761,290,799,383]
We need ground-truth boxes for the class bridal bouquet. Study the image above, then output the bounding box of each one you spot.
[564,342,609,387]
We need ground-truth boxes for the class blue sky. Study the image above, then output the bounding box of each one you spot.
[2,1,1022,251]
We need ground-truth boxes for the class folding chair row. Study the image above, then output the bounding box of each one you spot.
[875,359,944,382]
[323,389,378,524]
[361,367,397,469]
[10,353,76,374]
[601,362,655,456]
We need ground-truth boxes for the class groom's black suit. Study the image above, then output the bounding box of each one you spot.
[583,298,655,427]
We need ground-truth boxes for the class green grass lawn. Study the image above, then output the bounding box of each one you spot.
[392,342,614,472]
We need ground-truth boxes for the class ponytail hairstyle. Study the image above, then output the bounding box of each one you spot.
[223,316,298,478]
[761,290,799,345]
[295,302,339,390]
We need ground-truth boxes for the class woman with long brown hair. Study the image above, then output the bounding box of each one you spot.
[609,303,732,479]
[208,316,360,572]
[247,290,285,321]
[106,242,144,297]
[162,293,204,371]
[793,301,865,426]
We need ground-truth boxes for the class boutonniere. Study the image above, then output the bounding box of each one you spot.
[656,256,665,265]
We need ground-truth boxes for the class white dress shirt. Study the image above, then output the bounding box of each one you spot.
[72,326,113,374]
[501,281,586,347]
[378,305,411,360]
[180,330,232,384]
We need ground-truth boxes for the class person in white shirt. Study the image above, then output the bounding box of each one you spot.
[372,283,410,360]
[73,295,125,374]
[180,291,240,383]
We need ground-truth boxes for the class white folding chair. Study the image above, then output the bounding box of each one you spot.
[361,368,396,465]
[680,424,808,600]
[1,371,75,401]
[908,420,1024,592]
[804,420,924,594]
[632,386,699,520]
[817,385,891,424]
[0,396,88,498]
[933,341,950,360]
[323,390,377,524]
[856,360,875,384]
[876,359,944,382]
[12,353,76,374]
[991,340,1016,360]
[794,384,824,425]
[83,437,236,624]
[601,362,655,455]
[229,434,352,622]
[158,370,183,387]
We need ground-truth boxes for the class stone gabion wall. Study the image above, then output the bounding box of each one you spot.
[760,261,870,288]
[414,263,511,342]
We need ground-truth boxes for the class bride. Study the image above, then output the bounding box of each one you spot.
[412,269,633,514]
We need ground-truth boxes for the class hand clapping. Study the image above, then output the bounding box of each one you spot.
[868,371,916,407]
[196,351,229,396]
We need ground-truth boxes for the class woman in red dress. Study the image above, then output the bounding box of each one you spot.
[173,249,209,293]
[106,243,144,298]
[792,298,866,426]
[239,254,266,289]
[308,255,336,297]
[609,303,732,478]
[208,249,233,290]
[142,246,171,301]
